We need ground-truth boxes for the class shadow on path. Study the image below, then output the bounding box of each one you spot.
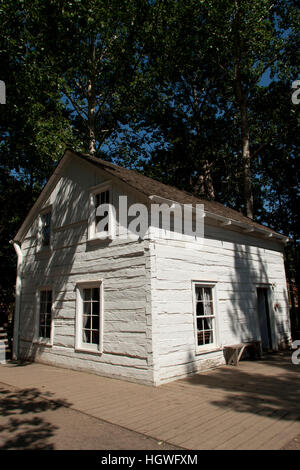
[0,385,70,449]
[181,352,300,420]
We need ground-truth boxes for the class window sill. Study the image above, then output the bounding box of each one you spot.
[195,346,223,356]
[87,235,113,245]
[75,347,103,356]
[33,340,53,347]
[36,248,52,257]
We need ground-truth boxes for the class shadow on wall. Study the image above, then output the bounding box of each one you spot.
[183,238,291,384]
[0,384,70,449]
[226,243,290,349]
[19,174,91,360]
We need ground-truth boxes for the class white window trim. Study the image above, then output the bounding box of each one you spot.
[75,280,104,354]
[37,205,53,252]
[192,281,220,354]
[34,287,54,346]
[88,181,115,241]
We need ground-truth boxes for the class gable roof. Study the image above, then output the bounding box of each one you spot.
[13,148,287,243]
[72,150,286,240]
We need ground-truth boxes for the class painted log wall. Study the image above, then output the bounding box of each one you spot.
[18,156,154,385]
[150,227,290,385]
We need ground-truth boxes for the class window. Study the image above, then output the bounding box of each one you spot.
[36,289,53,343]
[193,283,217,349]
[88,182,115,241]
[76,281,103,353]
[95,189,110,233]
[39,209,51,249]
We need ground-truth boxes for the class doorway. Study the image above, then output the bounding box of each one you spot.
[257,287,273,350]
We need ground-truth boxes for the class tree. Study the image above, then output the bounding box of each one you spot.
[137,0,299,218]
[27,0,152,157]
[0,0,79,323]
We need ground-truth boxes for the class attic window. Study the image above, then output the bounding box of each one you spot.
[88,182,115,241]
[95,189,110,233]
[39,209,52,249]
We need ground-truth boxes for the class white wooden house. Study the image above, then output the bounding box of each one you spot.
[11,149,291,385]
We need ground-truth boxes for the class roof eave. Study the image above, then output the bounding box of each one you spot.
[148,194,289,243]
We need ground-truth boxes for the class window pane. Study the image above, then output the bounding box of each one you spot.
[40,302,46,314]
[84,289,91,301]
[92,315,99,331]
[196,302,204,316]
[92,330,99,345]
[82,329,90,343]
[203,288,212,302]
[83,302,91,315]
[197,317,203,331]
[44,212,51,225]
[45,327,51,339]
[82,315,91,329]
[92,288,99,301]
[95,190,110,232]
[204,330,213,345]
[195,287,203,301]
[203,288,213,315]
[92,302,99,316]
[40,291,47,303]
[42,227,50,246]
[41,212,51,246]
[197,331,204,346]
[204,302,213,316]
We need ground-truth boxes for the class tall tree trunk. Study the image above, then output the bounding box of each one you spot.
[203,159,215,199]
[194,160,215,199]
[235,78,253,218]
[88,36,96,156]
[233,0,253,219]
[192,84,215,200]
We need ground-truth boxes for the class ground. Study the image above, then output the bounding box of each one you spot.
[0,382,178,450]
[0,351,299,450]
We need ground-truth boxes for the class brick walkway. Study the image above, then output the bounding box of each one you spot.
[0,351,299,450]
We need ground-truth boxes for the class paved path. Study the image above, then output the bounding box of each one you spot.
[0,352,299,450]
[0,382,179,450]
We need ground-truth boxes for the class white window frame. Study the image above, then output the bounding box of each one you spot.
[38,205,52,252]
[35,287,54,346]
[192,281,219,353]
[75,280,104,354]
[88,181,115,241]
